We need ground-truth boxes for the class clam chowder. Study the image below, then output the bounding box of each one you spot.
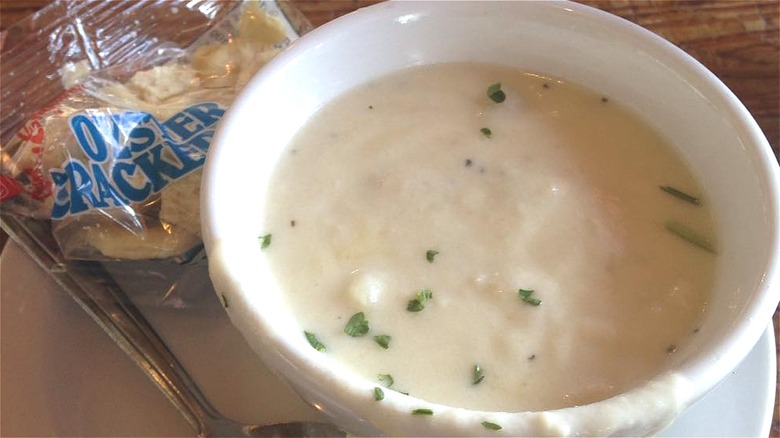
[261,63,716,412]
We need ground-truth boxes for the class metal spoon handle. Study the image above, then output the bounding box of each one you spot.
[1,215,223,436]
[0,2,320,435]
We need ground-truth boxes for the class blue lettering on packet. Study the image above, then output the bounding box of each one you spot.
[50,102,225,219]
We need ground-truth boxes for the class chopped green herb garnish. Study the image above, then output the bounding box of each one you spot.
[304,331,326,351]
[407,301,424,312]
[378,374,395,388]
[480,127,492,138]
[486,82,506,103]
[426,249,439,263]
[374,335,392,349]
[518,288,541,306]
[259,233,272,249]
[482,421,503,431]
[660,185,701,205]
[344,312,369,337]
[373,387,385,401]
[664,220,716,253]
[472,365,485,385]
[219,293,229,309]
[412,408,434,416]
[407,288,434,312]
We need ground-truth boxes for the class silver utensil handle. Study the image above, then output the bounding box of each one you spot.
[0,3,316,435]
[1,214,217,436]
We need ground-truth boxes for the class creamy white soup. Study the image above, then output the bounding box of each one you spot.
[262,62,716,412]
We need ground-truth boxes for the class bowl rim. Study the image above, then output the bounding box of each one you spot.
[202,0,780,435]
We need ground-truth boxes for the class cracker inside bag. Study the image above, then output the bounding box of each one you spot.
[1,1,291,261]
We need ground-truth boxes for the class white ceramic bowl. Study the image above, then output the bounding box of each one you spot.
[202,1,780,436]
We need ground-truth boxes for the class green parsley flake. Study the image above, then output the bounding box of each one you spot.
[660,185,701,205]
[407,288,434,312]
[259,233,272,250]
[378,374,395,388]
[344,312,369,337]
[374,335,392,349]
[378,374,409,395]
[482,421,502,431]
[373,387,385,401]
[304,331,326,351]
[426,249,439,263]
[664,220,716,253]
[412,408,434,416]
[518,288,541,306]
[486,82,506,103]
[480,127,492,138]
[473,364,485,385]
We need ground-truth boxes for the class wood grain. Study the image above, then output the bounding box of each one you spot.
[0,0,49,30]
[286,0,780,157]
[581,0,780,157]
[2,1,778,436]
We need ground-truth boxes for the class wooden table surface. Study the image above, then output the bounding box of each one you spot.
[1,1,778,436]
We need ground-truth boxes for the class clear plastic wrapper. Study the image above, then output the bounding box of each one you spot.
[1,0,311,306]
